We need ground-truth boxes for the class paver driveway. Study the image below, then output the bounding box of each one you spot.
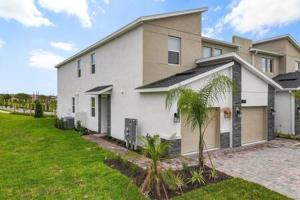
[205,139,300,199]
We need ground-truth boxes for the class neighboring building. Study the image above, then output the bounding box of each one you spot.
[56,7,297,156]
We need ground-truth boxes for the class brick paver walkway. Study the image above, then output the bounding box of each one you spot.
[85,134,300,199]
[208,139,300,200]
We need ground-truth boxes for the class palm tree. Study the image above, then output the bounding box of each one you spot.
[139,134,169,199]
[166,75,234,169]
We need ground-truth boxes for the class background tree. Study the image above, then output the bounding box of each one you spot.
[166,75,234,169]
[34,101,43,118]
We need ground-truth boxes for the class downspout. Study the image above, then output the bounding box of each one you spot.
[251,50,258,65]
[290,90,295,135]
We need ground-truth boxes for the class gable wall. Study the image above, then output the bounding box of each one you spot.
[142,13,203,85]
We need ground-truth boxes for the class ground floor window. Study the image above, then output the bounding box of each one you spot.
[91,97,96,117]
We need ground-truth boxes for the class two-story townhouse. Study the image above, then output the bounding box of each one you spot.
[56,7,282,156]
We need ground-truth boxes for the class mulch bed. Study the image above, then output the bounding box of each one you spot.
[104,158,231,200]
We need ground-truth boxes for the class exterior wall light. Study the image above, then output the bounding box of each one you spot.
[236,107,241,118]
[270,107,276,115]
[297,106,300,114]
[173,113,180,123]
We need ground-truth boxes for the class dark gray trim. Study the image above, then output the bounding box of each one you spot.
[295,99,300,135]
[136,61,233,89]
[107,94,111,136]
[85,85,113,93]
[268,85,276,140]
[220,132,230,149]
[98,95,102,133]
[232,62,242,147]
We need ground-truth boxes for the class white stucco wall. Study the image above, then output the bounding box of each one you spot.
[186,68,233,135]
[275,92,294,134]
[241,66,268,107]
[58,27,144,138]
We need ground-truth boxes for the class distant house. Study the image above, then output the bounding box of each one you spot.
[56,7,299,156]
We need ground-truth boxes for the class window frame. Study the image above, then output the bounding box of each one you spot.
[214,48,222,56]
[91,97,96,117]
[91,53,96,74]
[203,46,212,58]
[261,57,273,73]
[168,36,181,65]
[72,97,75,113]
[77,60,81,78]
[295,61,300,71]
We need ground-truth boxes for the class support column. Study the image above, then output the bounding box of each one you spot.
[294,98,300,135]
[107,94,111,136]
[232,62,242,147]
[268,86,276,140]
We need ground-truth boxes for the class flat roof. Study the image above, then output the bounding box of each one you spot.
[202,36,240,48]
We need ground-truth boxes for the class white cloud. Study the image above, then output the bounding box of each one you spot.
[213,6,221,12]
[204,0,300,37]
[0,39,4,48]
[50,41,76,51]
[29,49,64,70]
[224,0,300,34]
[103,0,110,5]
[0,0,53,27]
[38,0,92,28]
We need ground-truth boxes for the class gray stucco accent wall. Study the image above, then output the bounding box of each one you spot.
[232,62,242,147]
[268,85,276,140]
[295,99,300,135]
[220,132,230,148]
[162,138,181,157]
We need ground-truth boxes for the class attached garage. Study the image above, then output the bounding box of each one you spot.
[241,107,267,145]
[181,108,220,155]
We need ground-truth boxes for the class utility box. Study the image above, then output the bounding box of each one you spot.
[63,117,75,129]
[124,118,138,150]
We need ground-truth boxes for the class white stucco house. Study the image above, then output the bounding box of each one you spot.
[56,8,292,156]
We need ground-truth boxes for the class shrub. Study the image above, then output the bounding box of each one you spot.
[162,169,185,192]
[210,166,218,180]
[34,101,43,118]
[188,170,206,185]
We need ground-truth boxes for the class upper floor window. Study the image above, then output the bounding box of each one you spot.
[168,36,181,65]
[77,60,81,77]
[72,97,75,113]
[295,61,300,71]
[214,48,222,56]
[261,57,273,73]
[91,53,95,74]
[91,97,96,117]
[203,47,212,58]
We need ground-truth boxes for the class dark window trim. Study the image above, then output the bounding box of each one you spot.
[77,60,81,77]
[261,57,273,73]
[91,53,96,74]
[91,97,96,117]
[168,36,181,65]
[214,48,223,56]
[72,97,75,113]
[203,46,212,58]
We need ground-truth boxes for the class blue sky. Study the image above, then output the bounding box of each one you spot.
[0,0,300,95]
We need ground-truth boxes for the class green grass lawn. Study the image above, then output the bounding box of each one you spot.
[0,113,290,200]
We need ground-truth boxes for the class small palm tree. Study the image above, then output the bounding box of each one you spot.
[139,134,169,199]
[166,75,234,169]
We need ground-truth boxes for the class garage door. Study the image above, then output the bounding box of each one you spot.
[241,107,267,145]
[181,108,220,155]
